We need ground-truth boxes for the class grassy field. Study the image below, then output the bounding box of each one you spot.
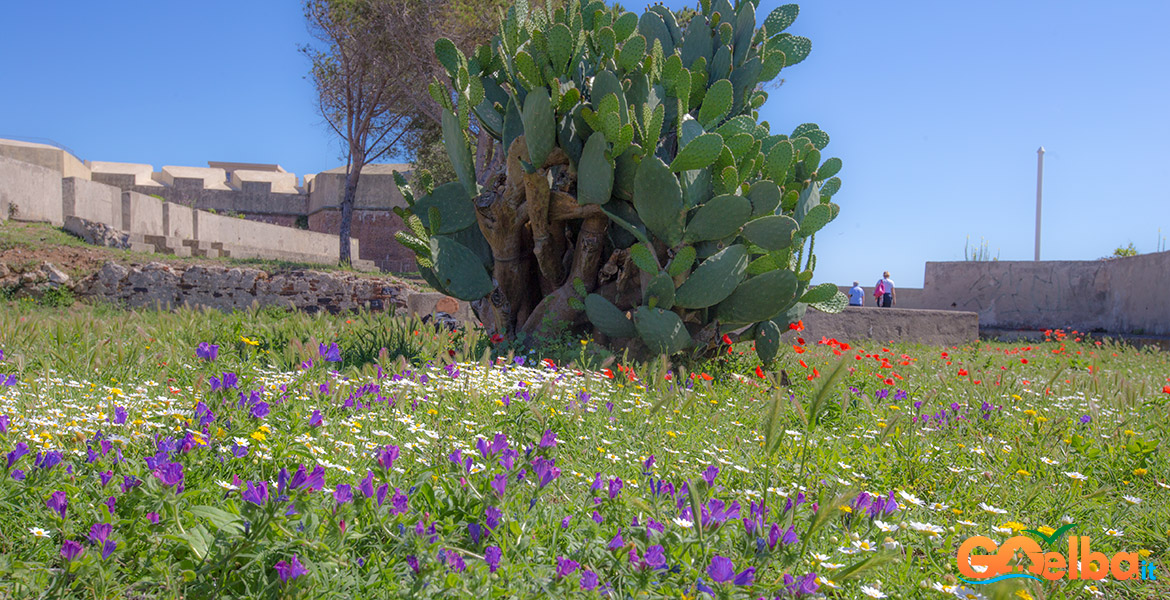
[0,301,1166,599]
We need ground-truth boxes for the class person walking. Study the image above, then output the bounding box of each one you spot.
[878,271,895,307]
[849,281,864,306]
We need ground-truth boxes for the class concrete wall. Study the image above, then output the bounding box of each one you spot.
[162,202,194,239]
[62,177,122,229]
[916,254,1170,336]
[307,164,411,213]
[0,155,64,225]
[0,139,90,180]
[787,306,979,346]
[122,191,165,237]
[192,208,359,263]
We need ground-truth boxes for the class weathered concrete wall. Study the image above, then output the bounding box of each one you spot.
[75,262,410,314]
[62,177,122,229]
[786,306,979,346]
[162,202,194,240]
[193,209,360,264]
[917,254,1170,336]
[122,191,165,237]
[0,139,90,180]
[0,155,64,225]
[307,164,411,213]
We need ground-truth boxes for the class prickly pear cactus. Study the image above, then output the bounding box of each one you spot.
[393,0,848,363]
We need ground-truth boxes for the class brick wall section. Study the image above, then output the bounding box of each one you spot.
[308,209,418,273]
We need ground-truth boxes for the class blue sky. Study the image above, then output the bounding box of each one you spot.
[1,1,1167,286]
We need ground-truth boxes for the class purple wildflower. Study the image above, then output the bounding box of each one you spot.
[539,429,557,448]
[708,555,754,585]
[318,342,342,362]
[491,474,507,498]
[89,522,112,545]
[308,410,324,428]
[359,471,375,499]
[153,462,184,488]
[556,556,580,579]
[377,445,399,471]
[274,555,308,583]
[581,570,599,590]
[242,481,269,506]
[485,506,501,530]
[702,464,719,487]
[485,546,502,572]
[46,491,68,520]
[608,477,623,499]
[101,540,117,560]
[645,545,666,570]
[6,442,28,468]
[60,540,84,561]
[532,456,560,489]
[196,342,219,361]
[333,484,353,505]
[250,402,270,419]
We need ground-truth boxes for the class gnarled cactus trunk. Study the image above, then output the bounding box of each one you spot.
[391,0,851,363]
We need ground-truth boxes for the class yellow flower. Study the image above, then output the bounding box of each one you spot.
[250,431,266,442]
[1016,469,1030,477]
[427,409,438,415]
[1011,394,1022,401]
[666,431,677,438]
[1037,416,1048,423]
[1124,429,1135,436]
[1139,549,1151,558]
[240,336,260,346]
[1015,590,1033,600]
[1002,521,1027,533]
[839,505,853,513]
[110,387,124,397]
[1133,468,1148,477]
[1024,409,1036,416]
[1037,526,1056,536]
[888,405,900,410]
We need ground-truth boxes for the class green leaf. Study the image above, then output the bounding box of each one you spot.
[578,133,614,205]
[800,282,838,304]
[629,243,659,273]
[189,506,244,535]
[670,133,724,171]
[633,155,685,246]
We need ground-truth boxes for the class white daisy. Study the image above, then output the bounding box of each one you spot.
[860,585,887,598]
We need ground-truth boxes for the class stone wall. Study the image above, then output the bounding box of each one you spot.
[0,155,64,225]
[76,262,411,314]
[788,306,979,346]
[63,177,123,230]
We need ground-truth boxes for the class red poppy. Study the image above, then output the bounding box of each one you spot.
[722,334,733,345]
[799,359,808,369]
[755,365,765,379]
[1020,358,1028,364]
[958,369,969,377]
[699,373,713,381]
[490,334,504,344]
[1163,385,1170,394]
[602,369,614,379]
[792,345,805,354]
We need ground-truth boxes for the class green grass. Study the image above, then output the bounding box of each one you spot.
[0,302,1166,598]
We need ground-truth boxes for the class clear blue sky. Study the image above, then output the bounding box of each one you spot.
[2,1,1167,287]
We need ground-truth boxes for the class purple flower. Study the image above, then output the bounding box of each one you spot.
[784,572,820,596]
[485,506,501,530]
[1,374,16,386]
[242,481,269,506]
[377,445,399,471]
[644,545,666,570]
[291,465,326,492]
[642,455,655,473]
[153,462,184,488]
[491,473,507,498]
[101,540,117,560]
[0,413,8,433]
[334,484,353,505]
[318,342,342,363]
[147,512,160,524]
[539,429,557,448]
[708,556,753,585]
[308,410,324,428]
[607,531,624,551]
[485,546,502,573]
[468,522,483,545]
[442,549,466,572]
[60,540,84,561]
[250,402,270,419]
[608,477,624,499]
[376,483,388,507]
[359,471,375,499]
[196,342,219,361]
[768,524,800,549]
[532,456,560,489]
[46,491,68,520]
[702,464,719,487]
[89,522,112,545]
[105,496,116,516]
[35,450,62,471]
[406,555,419,574]
[274,555,308,583]
[581,570,599,591]
[390,488,409,515]
[6,442,28,469]
[500,448,518,472]
[555,556,580,579]
[1080,414,1092,425]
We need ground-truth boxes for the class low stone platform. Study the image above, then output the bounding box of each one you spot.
[787,306,978,346]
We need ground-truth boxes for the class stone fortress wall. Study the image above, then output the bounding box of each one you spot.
[0,138,415,271]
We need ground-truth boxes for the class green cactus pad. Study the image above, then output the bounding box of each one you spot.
[816,157,842,180]
[443,109,478,199]
[755,319,782,363]
[772,34,811,68]
[793,181,821,224]
[820,176,841,197]
[683,194,751,243]
[799,282,838,304]
[745,249,790,276]
[585,293,636,338]
[430,235,494,301]
[798,203,833,237]
[412,182,477,234]
[592,70,627,121]
[670,132,724,171]
[522,87,555,167]
[548,23,573,73]
[618,34,647,71]
[633,155,685,246]
[633,307,690,354]
[698,79,733,128]
[674,244,749,309]
[765,139,794,183]
[612,147,639,201]
[638,11,674,57]
[613,11,638,41]
[809,290,848,314]
[741,214,799,251]
[629,242,659,273]
[680,15,713,68]
[716,268,800,323]
[644,271,676,309]
[578,132,614,205]
[667,245,697,277]
[773,301,807,329]
[747,181,782,217]
[764,5,799,37]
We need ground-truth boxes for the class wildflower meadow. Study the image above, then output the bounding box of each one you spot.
[0,302,1166,599]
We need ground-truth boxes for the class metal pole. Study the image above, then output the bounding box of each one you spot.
[1035,146,1045,261]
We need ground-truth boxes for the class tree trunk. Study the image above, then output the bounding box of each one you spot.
[339,165,361,267]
